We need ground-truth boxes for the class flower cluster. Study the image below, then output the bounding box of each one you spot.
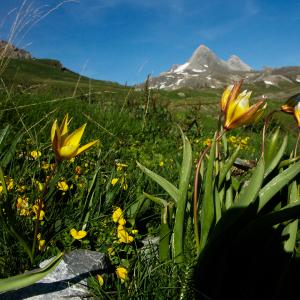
[228,136,250,149]
[112,207,134,243]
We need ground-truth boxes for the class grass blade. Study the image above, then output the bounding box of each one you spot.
[258,160,300,211]
[0,253,63,293]
[173,129,192,263]
[136,161,179,203]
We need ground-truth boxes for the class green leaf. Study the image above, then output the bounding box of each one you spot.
[283,181,299,253]
[0,253,63,293]
[199,138,216,252]
[264,127,280,168]
[0,125,10,150]
[258,160,300,211]
[143,192,168,207]
[218,145,240,188]
[235,157,265,208]
[264,134,287,178]
[173,128,193,263]
[136,161,179,203]
[1,133,23,168]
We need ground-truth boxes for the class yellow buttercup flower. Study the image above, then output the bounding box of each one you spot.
[112,207,126,224]
[116,162,128,171]
[159,161,164,167]
[115,266,128,283]
[51,113,98,161]
[39,239,46,251]
[97,274,104,287]
[70,228,87,240]
[111,178,119,186]
[132,229,138,235]
[30,150,41,159]
[57,181,69,192]
[223,81,266,130]
[117,225,134,243]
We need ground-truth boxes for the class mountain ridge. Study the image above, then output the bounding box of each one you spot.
[147,44,300,90]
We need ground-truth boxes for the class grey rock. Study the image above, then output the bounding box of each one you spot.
[0,40,32,59]
[1,250,108,300]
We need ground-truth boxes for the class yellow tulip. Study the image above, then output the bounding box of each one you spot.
[294,102,300,128]
[70,228,87,240]
[51,113,98,161]
[223,81,266,130]
[281,93,300,128]
[115,266,128,283]
[281,93,300,114]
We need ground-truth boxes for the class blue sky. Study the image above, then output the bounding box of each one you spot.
[1,0,300,85]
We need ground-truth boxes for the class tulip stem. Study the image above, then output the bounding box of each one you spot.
[193,130,225,253]
[31,164,57,259]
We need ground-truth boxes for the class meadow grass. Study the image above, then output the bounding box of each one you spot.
[0,46,300,299]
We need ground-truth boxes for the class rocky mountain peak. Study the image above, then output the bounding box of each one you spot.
[188,44,221,70]
[0,40,32,59]
[227,55,252,71]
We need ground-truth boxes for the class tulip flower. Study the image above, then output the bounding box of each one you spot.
[51,113,98,161]
[281,93,300,128]
[294,102,300,128]
[281,93,300,114]
[222,81,266,130]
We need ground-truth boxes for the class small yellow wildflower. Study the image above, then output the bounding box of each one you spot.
[97,274,104,287]
[6,177,14,191]
[35,180,44,192]
[39,239,46,251]
[30,150,41,159]
[108,247,115,255]
[41,162,50,170]
[116,162,128,171]
[115,266,128,283]
[132,229,139,235]
[0,186,3,193]
[111,178,119,186]
[57,181,69,192]
[159,161,164,167]
[70,228,87,240]
[32,204,45,220]
[203,138,212,147]
[75,166,82,175]
[16,196,30,216]
[17,185,26,193]
[117,225,134,243]
[112,207,126,224]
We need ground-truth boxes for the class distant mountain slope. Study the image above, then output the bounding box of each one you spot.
[0,41,124,94]
[147,44,300,90]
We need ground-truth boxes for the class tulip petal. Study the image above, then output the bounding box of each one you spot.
[76,140,99,156]
[294,102,300,128]
[51,120,59,143]
[59,145,78,160]
[225,99,266,130]
[60,114,69,136]
[221,84,234,112]
[64,124,87,147]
